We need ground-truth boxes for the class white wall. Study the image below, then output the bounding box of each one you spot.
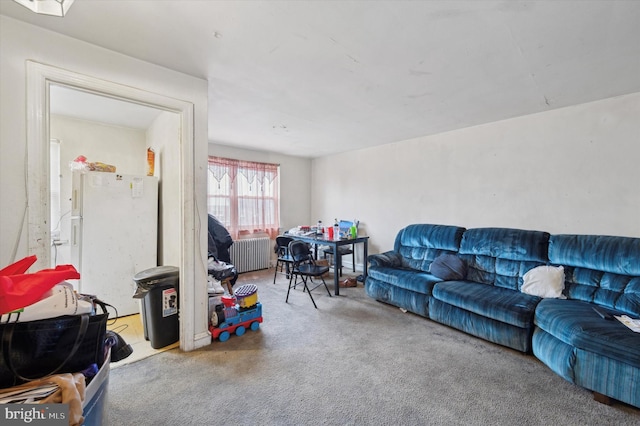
[312,92,640,256]
[147,111,181,266]
[207,143,312,233]
[0,16,209,350]
[52,115,148,177]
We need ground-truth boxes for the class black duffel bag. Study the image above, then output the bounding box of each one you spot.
[0,313,108,388]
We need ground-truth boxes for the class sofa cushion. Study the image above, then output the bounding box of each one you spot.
[429,254,466,281]
[459,227,550,262]
[367,251,403,268]
[432,281,541,328]
[562,267,640,316]
[367,266,441,296]
[521,265,566,298]
[458,228,550,290]
[535,298,640,367]
[393,224,466,272]
[549,234,640,276]
[548,234,640,317]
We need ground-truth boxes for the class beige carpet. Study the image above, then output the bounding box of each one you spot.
[105,268,640,425]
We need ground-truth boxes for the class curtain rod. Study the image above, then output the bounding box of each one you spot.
[208,155,280,167]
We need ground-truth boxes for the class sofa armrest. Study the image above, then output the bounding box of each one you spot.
[368,251,403,268]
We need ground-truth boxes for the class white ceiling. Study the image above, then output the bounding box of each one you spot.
[2,0,640,158]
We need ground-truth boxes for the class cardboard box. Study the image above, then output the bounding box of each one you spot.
[315,259,330,277]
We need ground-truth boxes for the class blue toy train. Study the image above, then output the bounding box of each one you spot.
[209,284,263,342]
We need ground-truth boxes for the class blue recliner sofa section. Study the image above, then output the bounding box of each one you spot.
[365,224,466,317]
[533,234,640,408]
[365,224,640,408]
[429,227,550,353]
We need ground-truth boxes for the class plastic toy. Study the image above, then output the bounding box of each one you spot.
[209,284,263,342]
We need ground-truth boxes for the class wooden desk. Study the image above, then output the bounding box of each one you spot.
[285,233,369,296]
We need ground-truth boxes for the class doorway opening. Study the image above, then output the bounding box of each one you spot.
[49,84,177,319]
[26,61,201,351]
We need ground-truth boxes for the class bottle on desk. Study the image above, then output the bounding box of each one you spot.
[350,218,358,239]
[333,219,340,241]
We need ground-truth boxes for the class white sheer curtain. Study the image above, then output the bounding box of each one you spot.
[207,156,280,239]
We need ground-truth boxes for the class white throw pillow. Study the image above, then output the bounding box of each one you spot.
[521,265,566,298]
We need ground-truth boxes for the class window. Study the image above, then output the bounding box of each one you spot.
[207,156,280,239]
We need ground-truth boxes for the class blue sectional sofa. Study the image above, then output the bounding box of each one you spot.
[365,224,640,408]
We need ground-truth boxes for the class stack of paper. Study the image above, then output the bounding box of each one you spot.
[0,384,58,404]
[615,315,640,333]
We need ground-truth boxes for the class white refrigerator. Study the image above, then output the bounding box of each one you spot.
[70,171,158,317]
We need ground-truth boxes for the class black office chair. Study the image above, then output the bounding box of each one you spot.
[287,240,331,309]
[323,220,356,277]
[273,236,294,284]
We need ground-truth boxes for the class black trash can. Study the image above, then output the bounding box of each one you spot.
[132,266,179,349]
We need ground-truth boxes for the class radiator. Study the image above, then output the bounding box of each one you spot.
[229,237,271,273]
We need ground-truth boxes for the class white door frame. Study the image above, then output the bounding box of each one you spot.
[26,60,205,351]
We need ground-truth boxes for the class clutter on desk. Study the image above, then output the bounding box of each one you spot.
[286,226,317,237]
[287,219,360,240]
